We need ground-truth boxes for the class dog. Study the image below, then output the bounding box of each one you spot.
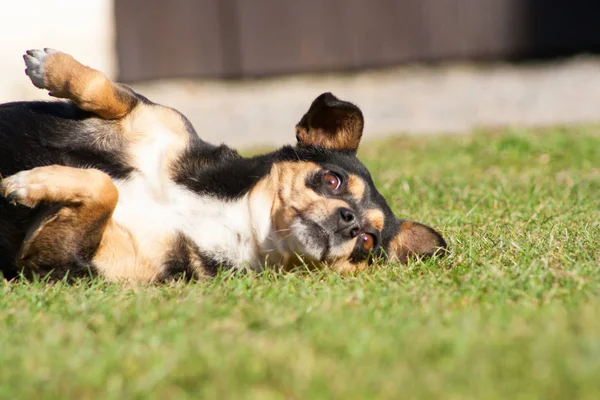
[0,49,446,282]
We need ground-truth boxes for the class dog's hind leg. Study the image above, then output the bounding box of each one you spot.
[23,48,138,120]
[0,165,136,279]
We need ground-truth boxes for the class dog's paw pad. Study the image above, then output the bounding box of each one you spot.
[0,170,45,208]
[23,48,59,90]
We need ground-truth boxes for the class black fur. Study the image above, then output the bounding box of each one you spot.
[197,251,234,277]
[0,101,133,178]
[0,95,436,279]
[172,143,400,263]
[160,232,235,281]
[0,100,135,278]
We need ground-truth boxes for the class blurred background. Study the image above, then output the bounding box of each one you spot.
[2,0,600,148]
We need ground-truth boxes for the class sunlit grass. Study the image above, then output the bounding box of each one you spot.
[1,126,599,399]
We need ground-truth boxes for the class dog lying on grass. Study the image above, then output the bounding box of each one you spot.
[0,49,446,282]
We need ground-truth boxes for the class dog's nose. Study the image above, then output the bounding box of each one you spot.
[338,207,360,239]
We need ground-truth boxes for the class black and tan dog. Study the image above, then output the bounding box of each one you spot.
[0,49,445,282]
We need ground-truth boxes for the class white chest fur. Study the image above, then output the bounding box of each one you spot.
[111,174,275,271]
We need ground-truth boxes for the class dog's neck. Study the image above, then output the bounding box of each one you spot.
[174,169,295,272]
[245,168,303,271]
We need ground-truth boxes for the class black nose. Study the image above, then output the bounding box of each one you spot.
[338,207,360,239]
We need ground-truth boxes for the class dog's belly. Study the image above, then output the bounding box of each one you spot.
[111,175,262,273]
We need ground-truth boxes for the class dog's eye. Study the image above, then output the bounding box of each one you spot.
[323,171,342,190]
[359,233,375,251]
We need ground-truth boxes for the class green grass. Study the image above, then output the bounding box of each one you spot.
[2,126,600,399]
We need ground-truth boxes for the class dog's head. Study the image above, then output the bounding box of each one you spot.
[264,92,446,272]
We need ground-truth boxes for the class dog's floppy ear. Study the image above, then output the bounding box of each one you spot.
[387,220,447,264]
[296,92,364,152]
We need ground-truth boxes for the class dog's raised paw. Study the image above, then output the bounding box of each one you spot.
[23,48,59,90]
[0,169,47,208]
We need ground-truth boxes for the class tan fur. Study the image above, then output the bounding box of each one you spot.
[13,52,198,281]
[0,166,183,282]
[257,161,359,269]
[120,104,191,197]
[91,221,157,282]
[40,51,194,195]
[269,161,320,232]
[0,166,121,274]
[42,52,135,119]
[388,221,446,263]
[1,165,117,210]
[296,125,361,152]
[39,51,192,170]
[365,209,385,232]
[122,104,191,142]
[3,49,446,281]
[295,103,363,152]
[346,174,366,200]
[269,161,349,235]
[330,259,368,273]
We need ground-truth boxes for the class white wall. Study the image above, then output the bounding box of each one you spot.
[0,0,115,102]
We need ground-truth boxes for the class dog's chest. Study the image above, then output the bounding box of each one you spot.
[111,174,262,270]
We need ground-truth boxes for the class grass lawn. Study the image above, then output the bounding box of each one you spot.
[1,126,599,399]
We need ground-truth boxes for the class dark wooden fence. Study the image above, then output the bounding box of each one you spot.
[115,0,600,82]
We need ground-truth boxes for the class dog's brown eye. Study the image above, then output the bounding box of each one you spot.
[323,172,341,190]
[360,233,375,251]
